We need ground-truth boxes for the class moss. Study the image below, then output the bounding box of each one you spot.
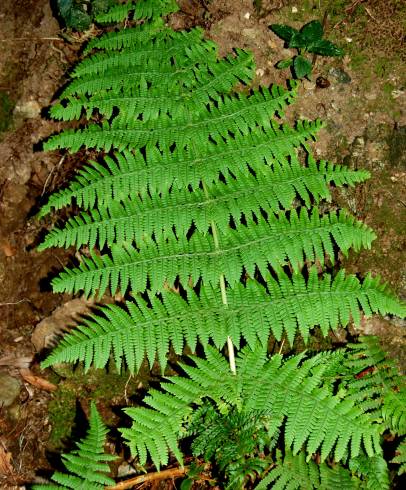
[0,91,14,134]
[46,361,152,447]
[47,386,77,448]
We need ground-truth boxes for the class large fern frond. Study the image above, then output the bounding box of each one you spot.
[32,402,116,489]
[121,345,382,469]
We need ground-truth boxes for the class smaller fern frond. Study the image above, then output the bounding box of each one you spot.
[349,453,390,490]
[122,345,382,470]
[95,0,179,24]
[391,438,406,475]
[342,336,406,434]
[32,402,116,489]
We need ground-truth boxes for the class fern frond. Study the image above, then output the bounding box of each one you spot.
[95,0,179,24]
[50,50,255,122]
[49,209,375,297]
[44,86,297,152]
[41,269,404,373]
[391,438,406,475]
[122,345,382,469]
[32,402,116,489]
[349,453,390,490]
[342,336,406,434]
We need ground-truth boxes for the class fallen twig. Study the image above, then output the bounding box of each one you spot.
[107,466,189,490]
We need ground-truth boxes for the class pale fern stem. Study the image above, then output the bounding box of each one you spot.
[202,181,237,375]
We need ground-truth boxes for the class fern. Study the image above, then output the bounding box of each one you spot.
[49,209,376,298]
[255,450,361,489]
[38,1,406,488]
[341,336,406,434]
[32,402,116,489]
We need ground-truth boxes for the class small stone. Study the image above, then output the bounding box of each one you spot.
[291,6,298,13]
[329,67,351,84]
[302,79,315,91]
[345,37,352,43]
[0,372,21,408]
[244,12,251,20]
[13,99,41,119]
[256,68,265,77]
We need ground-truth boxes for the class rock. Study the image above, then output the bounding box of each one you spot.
[32,297,95,352]
[0,372,21,407]
[329,67,351,84]
[13,99,41,119]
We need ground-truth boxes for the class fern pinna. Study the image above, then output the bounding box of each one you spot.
[38,0,405,488]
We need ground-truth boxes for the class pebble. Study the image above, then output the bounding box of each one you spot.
[0,372,21,408]
[329,67,352,84]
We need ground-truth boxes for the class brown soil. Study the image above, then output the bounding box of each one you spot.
[0,0,404,488]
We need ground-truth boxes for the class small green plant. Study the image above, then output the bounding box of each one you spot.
[33,402,116,489]
[56,0,115,31]
[270,20,344,79]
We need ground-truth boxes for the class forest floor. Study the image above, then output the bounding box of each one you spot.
[0,0,405,488]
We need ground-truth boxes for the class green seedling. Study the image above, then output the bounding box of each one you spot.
[270,20,344,79]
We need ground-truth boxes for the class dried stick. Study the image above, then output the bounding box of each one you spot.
[106,466,189,489]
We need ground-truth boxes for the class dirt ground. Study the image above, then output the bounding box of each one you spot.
[0,0,405,487]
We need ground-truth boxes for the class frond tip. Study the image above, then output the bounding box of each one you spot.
[32,402,116,489]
